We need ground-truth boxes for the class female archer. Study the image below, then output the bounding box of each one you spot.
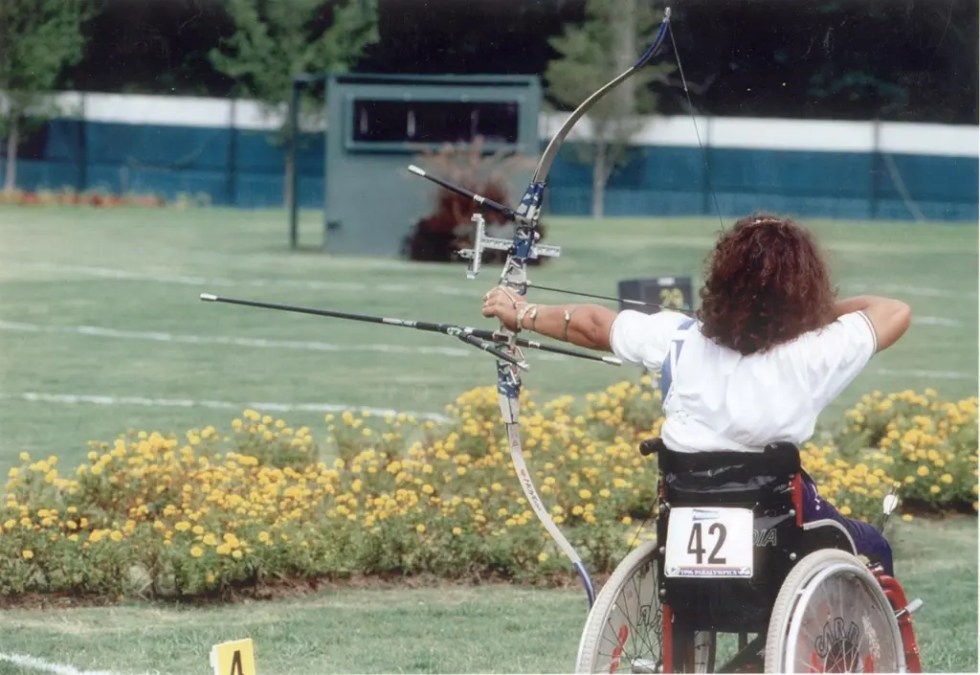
[480,213,912,574]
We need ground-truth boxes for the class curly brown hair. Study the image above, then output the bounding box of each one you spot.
[697,213,837,354]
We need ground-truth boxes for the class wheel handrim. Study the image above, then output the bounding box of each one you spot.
[784,563,903,673]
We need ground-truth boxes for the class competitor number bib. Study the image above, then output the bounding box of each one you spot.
[664,507,754,578]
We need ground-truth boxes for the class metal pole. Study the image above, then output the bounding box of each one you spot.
[288,80,302,249]
[870,117,881,220]
[78,93,88,192]
[228,98,238,206]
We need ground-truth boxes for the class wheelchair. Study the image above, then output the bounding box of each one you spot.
[575,439,923,673]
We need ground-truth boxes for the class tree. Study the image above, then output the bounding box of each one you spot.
[0,0,93,193]
[545,0,667,218]
[210,0,378,207]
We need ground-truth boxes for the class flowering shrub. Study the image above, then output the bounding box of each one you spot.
[0,187,166,207]
[1,381,975,599]
[835,389,978,511]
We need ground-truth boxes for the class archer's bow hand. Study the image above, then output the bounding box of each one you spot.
[481,286,534,333]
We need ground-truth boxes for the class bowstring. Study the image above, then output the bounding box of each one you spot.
[668,19,726,232]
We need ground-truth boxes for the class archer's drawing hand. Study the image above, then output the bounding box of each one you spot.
[481,286,525,331]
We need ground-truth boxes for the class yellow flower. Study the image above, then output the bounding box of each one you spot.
[415,523,426,534]
[537,552,549,563]
[190,546,204,558]
[578,488,592,500]
[452,527,462,536]
[174,521,191,532]
[110,530,123,542]
[901,514,913,522]
[21,549,34,559]
[916,466,929,477]
[232,550,243,560]
[929,485,941,494]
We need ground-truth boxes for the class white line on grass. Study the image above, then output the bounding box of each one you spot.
[0,652,124,675]
[6,262,475,297]
[841,281,978,298]
[0,320,567,361]
[876,368,976,381]
[911,316,963,327]
[0,391,451,421]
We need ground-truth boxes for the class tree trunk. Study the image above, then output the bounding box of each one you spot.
[3,115,18,194]
[591,138,607,219]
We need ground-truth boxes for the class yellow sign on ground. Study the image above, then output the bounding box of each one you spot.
[210,638,256,675]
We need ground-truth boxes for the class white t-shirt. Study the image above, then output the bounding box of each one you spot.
[609,310,877,453]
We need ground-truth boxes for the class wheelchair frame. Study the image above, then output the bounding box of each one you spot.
[575,440,923,673]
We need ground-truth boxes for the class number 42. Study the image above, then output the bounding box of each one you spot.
[687,522,727,564]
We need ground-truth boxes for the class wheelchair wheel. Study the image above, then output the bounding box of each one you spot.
[575,539,716,673]
[765,549,905,673]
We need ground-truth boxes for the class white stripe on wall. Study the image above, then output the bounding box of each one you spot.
[10,91,976,157]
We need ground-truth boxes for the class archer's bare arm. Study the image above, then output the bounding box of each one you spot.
[834,295,912,352]
[480,288,617,351]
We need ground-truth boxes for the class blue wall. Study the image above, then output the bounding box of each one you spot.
[3,118,977,221]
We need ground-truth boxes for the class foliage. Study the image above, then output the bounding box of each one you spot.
[1,381,976,599]
[209,0,377,206]
[0,0,95,191]
[405,137,539,262]
[835,389,978,511]
[0,187,166,207]
[544,0,668,217]
[210,0,377,108]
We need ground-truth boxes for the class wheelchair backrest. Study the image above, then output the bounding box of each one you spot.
[655,442,805,633]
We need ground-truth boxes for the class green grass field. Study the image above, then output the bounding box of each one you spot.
[0,206,977,673]
[0,516,974,674]
[0,206,976,473]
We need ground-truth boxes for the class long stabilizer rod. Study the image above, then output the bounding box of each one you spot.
[199,293,621,367]
[407,165,519,221]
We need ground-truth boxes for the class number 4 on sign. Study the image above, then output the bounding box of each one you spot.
[210,638,256,675]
